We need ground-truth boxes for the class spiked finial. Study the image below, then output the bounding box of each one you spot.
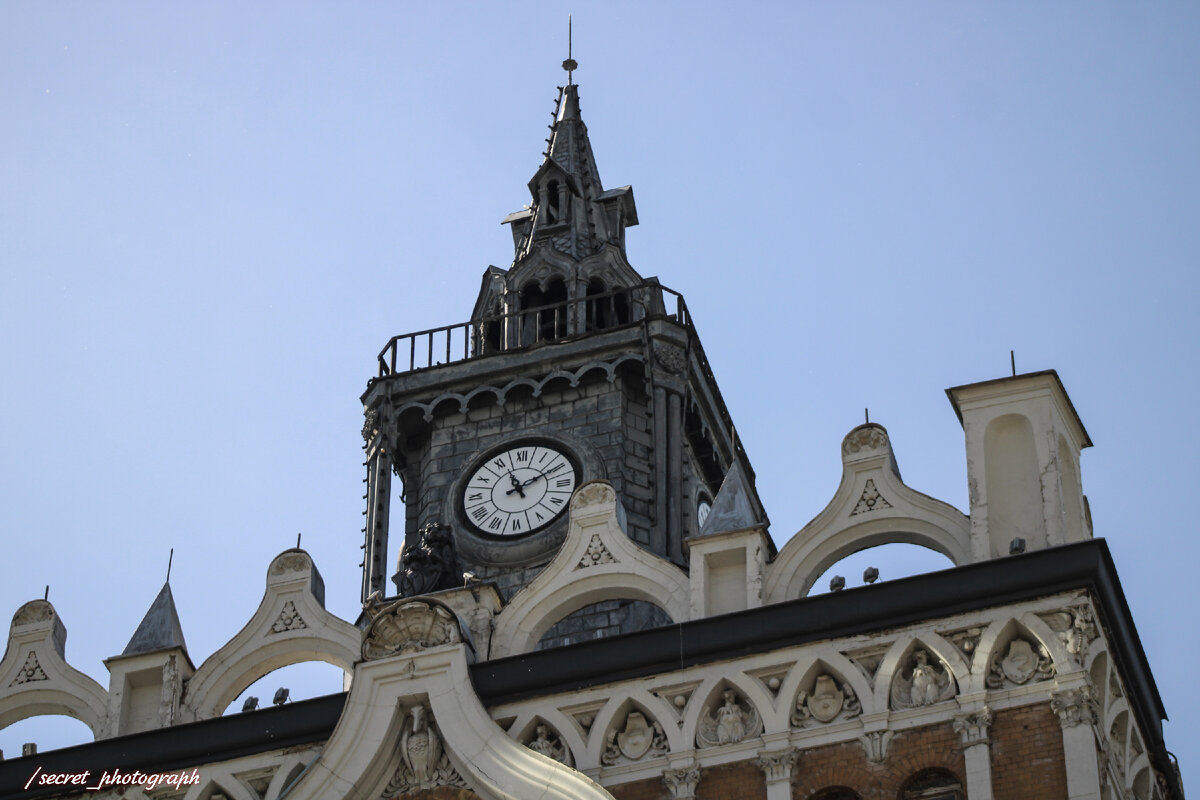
[562,15,577,84]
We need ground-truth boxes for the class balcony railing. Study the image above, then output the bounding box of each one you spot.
[376,283,692,378]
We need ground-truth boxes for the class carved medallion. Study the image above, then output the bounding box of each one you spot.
[270,552,310,575]
[842,425,889,455]
[807,675,845,722]
[270,600,308,634]
[362,600,462,661]
[850,479,892,516]
[8,652,48,686]
[616,711,655,760]
[12,601,53,626]
[654,343,687,375]
[575,534,617,569]
[1000,639,1039,683]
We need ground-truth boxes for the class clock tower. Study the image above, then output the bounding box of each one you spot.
[359,67,764,644]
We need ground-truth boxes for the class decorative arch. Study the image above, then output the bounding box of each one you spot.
[873,633,969,712]
[183,551,359,721]
[0,601,109,739]
[767,424,969,603]
[490,482,689,658]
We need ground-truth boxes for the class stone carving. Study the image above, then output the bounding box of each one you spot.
[270,552,310,575]
[986,638,1053,688]
[9,651,48,686]
[859,730,894,764]
[602,711,668,763]
[1039,605,1098,665]
[393,522,459,598]
[383,705,466,795]
[270,600,308,634]
[756,749,797,785]
[696,689,763,748]
[575,534,617,569]
[467,605,493,659]
[572,481,614,509]
[792,676,861,727]
[1050,686,1099,728]
[850,479,892,516]
[662,766,700,799]
[842,425,889,456]
[361,409,378,442]
[890,649,956,709]
[654,342,687,375]
[526,723,569,765]
[953,707,993,746]
[941,626,983,660]
[362,600,461,661]
[12,601,53,626]
[1109,670,1123,704]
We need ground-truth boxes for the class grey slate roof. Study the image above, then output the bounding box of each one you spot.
[122,582,188,656]
[698,460,765,536]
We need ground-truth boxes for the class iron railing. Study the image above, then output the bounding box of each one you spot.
[376,283,692,377]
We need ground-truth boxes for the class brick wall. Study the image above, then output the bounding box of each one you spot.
[990,703,1068,800]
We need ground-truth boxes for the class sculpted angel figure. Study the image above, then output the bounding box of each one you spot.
[910,650,940,706]
[697,689,763,747]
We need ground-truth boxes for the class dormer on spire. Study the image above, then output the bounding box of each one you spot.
[502,81,638,265]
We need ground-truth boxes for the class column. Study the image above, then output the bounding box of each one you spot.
[953,707,994,800]
[1051,686,1103,800]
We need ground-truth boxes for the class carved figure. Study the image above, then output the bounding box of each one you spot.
[843,682,862,716]
[790,690,812,727]
[528,724,566,763]
[383,704,467,794]
[697,689,763,747]
[394,522,459,597]
[891,649,955,709]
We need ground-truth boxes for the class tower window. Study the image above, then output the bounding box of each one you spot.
[900,769,963,800]
[546,179,561,222]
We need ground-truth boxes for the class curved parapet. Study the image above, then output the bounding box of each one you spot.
[286,639,615,800]
[0,600,109,738]
[490,481,689,658]
[183,550,360,721]
[766,424,970,603]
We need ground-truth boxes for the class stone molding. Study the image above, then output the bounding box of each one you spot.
[490,481,689,658]
[953,706,993,746]
[1051,685,1099,729]
[183,549,360,721]
[765,424,970,602]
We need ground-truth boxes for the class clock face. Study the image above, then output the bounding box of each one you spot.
[461,442,579,537]
[697,498,712,529]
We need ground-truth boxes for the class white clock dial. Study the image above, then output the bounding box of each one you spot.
[461,442,578,536]
[697,499,712,528]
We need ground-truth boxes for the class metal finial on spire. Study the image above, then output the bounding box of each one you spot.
[562,15,577,84]
[297,532,302,549]
[166,548,174,583]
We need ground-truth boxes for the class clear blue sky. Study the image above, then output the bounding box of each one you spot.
[2,0,1197,779]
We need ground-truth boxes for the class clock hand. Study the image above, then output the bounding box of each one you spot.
[505,472,527,498]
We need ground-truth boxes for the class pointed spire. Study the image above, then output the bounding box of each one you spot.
[698,461,767,537]
[502,64,637,264]
[122,582,188,656]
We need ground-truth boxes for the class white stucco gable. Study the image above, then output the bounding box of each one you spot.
[765,424,970,603]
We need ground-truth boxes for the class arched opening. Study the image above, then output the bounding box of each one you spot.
[541,277,568,341]
[477,300,503,356]
[984,414,1046,554]
[899,768,963,800]
[536,599,672,650]
[585,278,629,331]
[810,789,862,800]
[221,661,347,716]
[807,543,956,596]
[0,714,94,757]
[545,179,562,223]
